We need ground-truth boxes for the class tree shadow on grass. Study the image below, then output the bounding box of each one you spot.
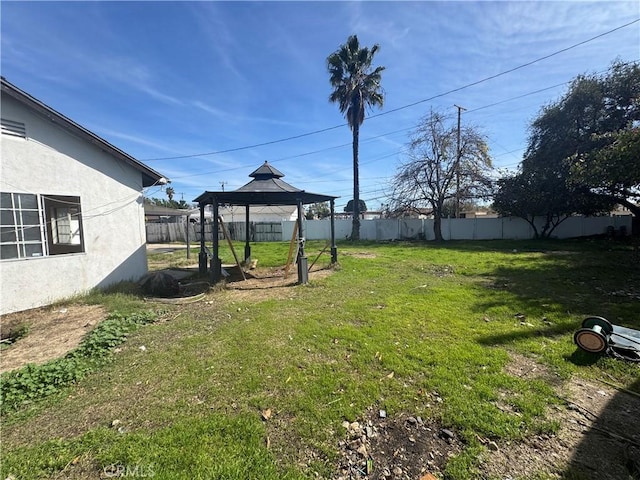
[473,244,638,366]
[476,322,583,347]
[470,243,640,331]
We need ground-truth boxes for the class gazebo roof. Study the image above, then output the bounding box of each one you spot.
[194,161,338,206]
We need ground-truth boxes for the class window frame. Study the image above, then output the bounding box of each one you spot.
[0,192,45,260]
[43,195,85,255]
[0,192,85,260]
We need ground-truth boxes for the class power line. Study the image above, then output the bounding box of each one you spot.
[160,56,638,184]
[465,82,569,114]
[367,19,639,121]
[140,19,639,162]
[142,123,345,162]
[267,59,638,171]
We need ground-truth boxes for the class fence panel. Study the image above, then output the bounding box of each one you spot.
[254,222,282,242]
[147,215,633,243]
[399,219,424,240]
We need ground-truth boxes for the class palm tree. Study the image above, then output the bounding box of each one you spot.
[327,35,385,240]
[165,186,175,202]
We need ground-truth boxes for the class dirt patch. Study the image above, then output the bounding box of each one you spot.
[0,267,334,373]
[342,252,377,259]
[335,409,462,479]
[0,305,106,373]
[221,265,335,302]
[479,353,640,479]
[503,351,564,387]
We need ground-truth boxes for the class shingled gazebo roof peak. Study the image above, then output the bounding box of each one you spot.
[249,161,284,179]
[193,161,337,206]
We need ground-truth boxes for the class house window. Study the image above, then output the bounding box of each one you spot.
[1,118,26,138]
[44,196,84,255]
[0,193,44,259]
[0,192,84,260]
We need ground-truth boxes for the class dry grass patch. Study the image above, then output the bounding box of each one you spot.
[1,305,106,374]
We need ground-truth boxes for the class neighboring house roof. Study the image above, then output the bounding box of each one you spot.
[219,205,298,219]
[1,77,167,188]
[144,204,190,217]
[194,161,337,206]
[223,205,297,214]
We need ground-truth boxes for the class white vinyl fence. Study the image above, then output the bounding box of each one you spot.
[146,215,632,244]
[287,215,632,241]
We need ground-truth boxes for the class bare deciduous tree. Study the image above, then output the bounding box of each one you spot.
[390,110,492,241]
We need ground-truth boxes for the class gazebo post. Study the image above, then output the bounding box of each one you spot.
[198,202,207,274]
[330,199,337,264]
[212,199,222,283]
[296,198,308,284]
[244,204,251,262]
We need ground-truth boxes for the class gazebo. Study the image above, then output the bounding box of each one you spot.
[193,161,338,284]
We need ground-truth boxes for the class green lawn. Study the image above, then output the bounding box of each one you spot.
[1,239,638,479]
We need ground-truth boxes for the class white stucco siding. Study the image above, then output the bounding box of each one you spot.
[0,95,149,314]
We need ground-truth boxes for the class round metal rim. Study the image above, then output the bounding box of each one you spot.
[574,328,608,353]
[581,316,613,335]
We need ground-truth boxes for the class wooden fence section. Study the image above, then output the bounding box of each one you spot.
[146,222,283,243]
[146,216,632,244]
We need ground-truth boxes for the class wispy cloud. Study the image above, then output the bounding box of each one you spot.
[2,4,184,107]
[191,100,301,129]
[88,55,184,106]
[186,3,250,87]
[93,126,184,153]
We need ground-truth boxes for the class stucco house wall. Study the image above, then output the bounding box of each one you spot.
[0,82,165,314]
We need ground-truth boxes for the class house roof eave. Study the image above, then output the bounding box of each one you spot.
[1,77,167,188]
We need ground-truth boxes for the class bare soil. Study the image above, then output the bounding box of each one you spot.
[219,264,336,302]
[0,305,106,374]
[0,265,334,375]
[334,408,463,479]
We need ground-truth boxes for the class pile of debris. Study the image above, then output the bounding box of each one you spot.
[335,409,463,479]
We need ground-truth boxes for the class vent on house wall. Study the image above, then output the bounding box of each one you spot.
[1,118,26,138]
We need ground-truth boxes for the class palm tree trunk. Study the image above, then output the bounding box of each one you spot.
[351,122,361,240]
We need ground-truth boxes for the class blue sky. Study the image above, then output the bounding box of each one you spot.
[2,1,638,210]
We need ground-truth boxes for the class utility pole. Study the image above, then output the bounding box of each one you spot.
[219,181,227,192]
[454,104,466,219]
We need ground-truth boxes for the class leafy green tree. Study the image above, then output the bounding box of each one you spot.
[493,160,613,238]
[390,110,491,241]
[305,202,331,220]
[493,170,578,238]
[344,199,368,215]
[145,197,191,209]
[504,60,640,225]
[572,127,640,216]
[327,34,385,240]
